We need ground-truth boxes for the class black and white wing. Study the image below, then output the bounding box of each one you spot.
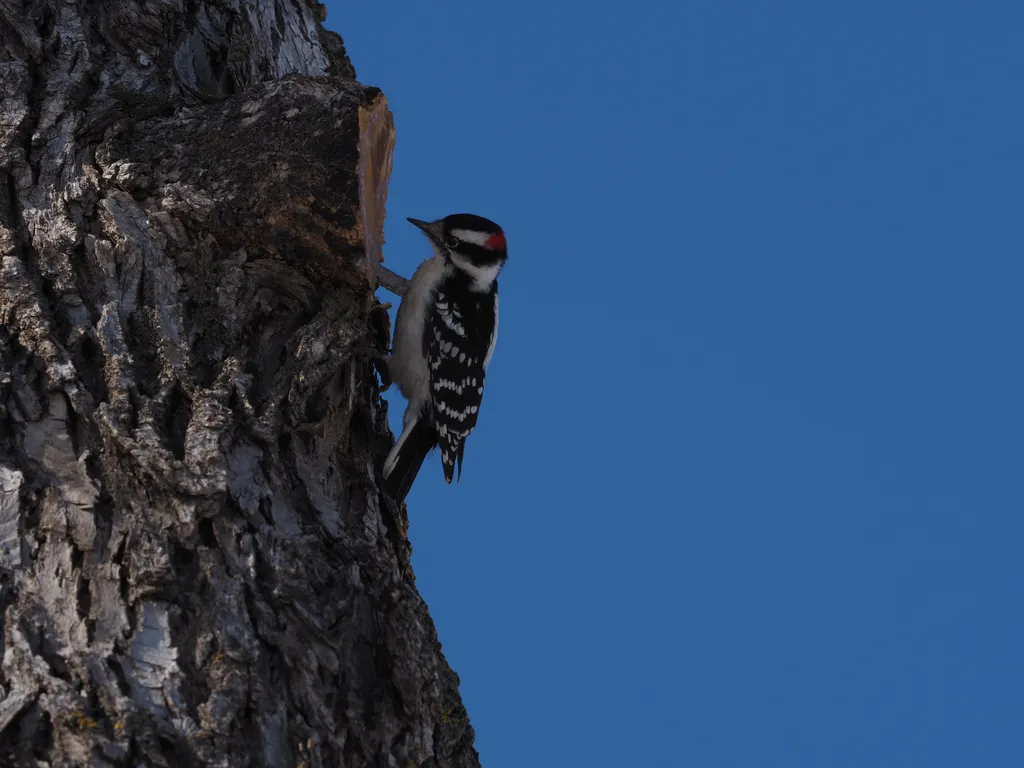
[426,288,497,483]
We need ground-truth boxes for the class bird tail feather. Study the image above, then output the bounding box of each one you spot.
[383,415,437,501]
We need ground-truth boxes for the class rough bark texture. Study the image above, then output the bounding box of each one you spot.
[0,1,480,766]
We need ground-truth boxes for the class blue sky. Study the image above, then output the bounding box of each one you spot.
[325,2,1023,765]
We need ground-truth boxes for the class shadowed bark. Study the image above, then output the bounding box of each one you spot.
[0,0,479,765]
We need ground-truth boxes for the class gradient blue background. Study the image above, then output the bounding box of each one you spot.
[325,2,1023,765]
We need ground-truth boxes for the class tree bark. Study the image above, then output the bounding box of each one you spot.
[0,1,479,766]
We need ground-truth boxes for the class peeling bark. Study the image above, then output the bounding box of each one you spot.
[0,1,479,766]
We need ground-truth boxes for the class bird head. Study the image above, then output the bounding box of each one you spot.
[408,213,507,291]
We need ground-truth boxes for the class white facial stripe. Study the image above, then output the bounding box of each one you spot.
[450,228,496,247]
[448,251,503,292]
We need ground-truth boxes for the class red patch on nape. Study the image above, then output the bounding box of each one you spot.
[485,231,506,250]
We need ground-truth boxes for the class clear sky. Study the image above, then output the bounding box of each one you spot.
[325,2,1023,765]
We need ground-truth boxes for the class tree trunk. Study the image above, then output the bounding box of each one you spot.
[0,1,479,766]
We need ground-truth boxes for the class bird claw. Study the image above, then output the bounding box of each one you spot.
[375,354,392,393]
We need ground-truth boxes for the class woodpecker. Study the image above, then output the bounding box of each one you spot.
[382,214,508,501]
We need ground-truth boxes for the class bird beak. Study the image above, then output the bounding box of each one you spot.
[407,217,444,244]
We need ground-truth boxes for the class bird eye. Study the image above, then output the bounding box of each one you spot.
[444,235,460,249]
